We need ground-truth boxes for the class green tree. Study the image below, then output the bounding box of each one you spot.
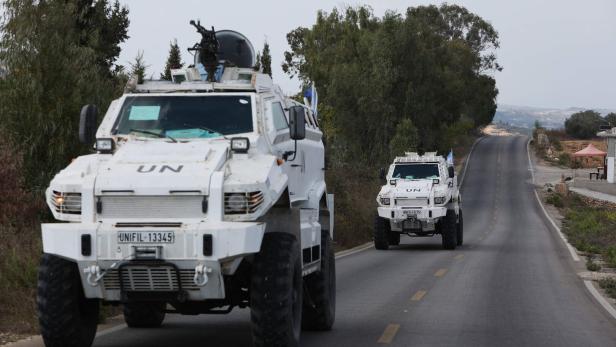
[260,42,272,77]
[389,119,419,157]
[130,50,148,84]
[604,112,616,127]
[565,110,603,139]
[253,52,261,71]
[160,39,183,80]
[0,0,130,191]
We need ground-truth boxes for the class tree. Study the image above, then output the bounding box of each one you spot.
[160,40,183,80]
[130,50,148,84]
[0,0,130,190]
[604,112,616,127]
[389,119,419,157]
[564,110,604,139]
[282,4,500,165]
[253,52,261,71]
[260,42,272,77]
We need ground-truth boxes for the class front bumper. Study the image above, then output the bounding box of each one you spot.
[41,221,265,301]
[377,206,447,223]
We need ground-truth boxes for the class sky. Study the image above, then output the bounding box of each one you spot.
[116,0,616,110]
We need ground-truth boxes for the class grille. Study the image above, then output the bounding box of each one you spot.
[102,266,200,291]
[395,198,428,207]
[99,196,204,219]
[51,191,81,215]
[224,191,264,214]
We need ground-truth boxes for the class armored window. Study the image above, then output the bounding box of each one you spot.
[113,95,254,139]
[272,102,288,131]
[392,164,440,180]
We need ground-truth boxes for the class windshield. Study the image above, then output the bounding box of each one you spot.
[113,95,253,139]
[392,164,440,180]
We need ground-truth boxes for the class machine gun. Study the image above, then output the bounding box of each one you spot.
[188,20,219,82]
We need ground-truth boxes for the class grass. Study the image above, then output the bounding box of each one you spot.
[556,193,616,268]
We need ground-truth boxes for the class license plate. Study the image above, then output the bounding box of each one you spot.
[117,231,175,244]
[403,210,419,216]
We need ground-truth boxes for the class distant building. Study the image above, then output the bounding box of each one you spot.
[598,128,616,183]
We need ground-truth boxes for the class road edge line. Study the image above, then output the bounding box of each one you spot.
[584,280,616,320]
[526,138,580,262]
[458,136,484,188]
[335,242,373,259]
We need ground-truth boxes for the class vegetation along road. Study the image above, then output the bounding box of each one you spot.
[18,135,604,347]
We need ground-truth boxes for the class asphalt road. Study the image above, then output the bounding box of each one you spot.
[83,135,616,346]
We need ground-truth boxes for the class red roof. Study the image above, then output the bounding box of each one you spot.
[572,144,607,157]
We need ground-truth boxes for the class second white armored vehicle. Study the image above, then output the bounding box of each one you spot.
[375,152,463,250]
[37,24,334,347]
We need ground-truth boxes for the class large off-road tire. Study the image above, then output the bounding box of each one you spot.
[441,209,458,250]
[123,302,166,328]
[374,216,390,250]
[251,232,303,347]
[302,230,336,331]
[37,254,99,347]
[388,231,401,246]
[457,209,464,246]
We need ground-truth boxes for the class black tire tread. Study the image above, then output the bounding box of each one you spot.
[374,216,390,250]
[251,232,302,347]
[441,209,458,250]
[37,254,99,347]
[302,230,336,331]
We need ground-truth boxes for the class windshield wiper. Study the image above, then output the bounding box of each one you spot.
[182,123,227,139]
[129,128,177,143]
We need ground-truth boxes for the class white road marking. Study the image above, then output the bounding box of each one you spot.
[584,280,616,320]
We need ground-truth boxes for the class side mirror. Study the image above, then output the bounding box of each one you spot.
[448,166,455,179]
[379,168,386,181]
[289,106,306,140]
[79,105,98,144]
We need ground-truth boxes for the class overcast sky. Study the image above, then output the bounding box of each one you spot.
[116,0,616,109]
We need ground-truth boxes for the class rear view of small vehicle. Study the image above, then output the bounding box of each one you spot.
[374,152,463,250]
[37,24,334,347]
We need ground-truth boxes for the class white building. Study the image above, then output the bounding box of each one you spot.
[597,128,616,183]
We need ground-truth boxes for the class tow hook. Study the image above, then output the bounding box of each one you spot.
[193,264,212,287]
[84,265,103,287]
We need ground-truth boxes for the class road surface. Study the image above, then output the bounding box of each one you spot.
[29,135,616,346]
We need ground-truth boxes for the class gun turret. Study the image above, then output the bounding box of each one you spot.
[188,20,219,82]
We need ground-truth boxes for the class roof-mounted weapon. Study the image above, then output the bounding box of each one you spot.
[188,20,219,82]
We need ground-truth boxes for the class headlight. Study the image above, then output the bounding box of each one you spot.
[380,197,390,205]
[224,191,264,214]
[434,196,447,205]
[51,191,81,215]
[96,138,114,153]
[230,137,250,153]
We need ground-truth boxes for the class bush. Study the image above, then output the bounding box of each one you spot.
[599,278,616,300]
[546,194,564,208]
[586,257,601,271]
[557,152,571,167]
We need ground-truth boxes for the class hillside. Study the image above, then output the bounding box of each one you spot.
[494,104,616,129]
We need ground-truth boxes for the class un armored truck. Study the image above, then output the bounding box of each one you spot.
[37,25,335,347]
[374,152,463,250]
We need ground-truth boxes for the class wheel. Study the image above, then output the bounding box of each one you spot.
[37,254,99,347]
[123,302,166,328]
[302,229,336,331]
[456,209,464,246]
[441,209,458,250]
[251,232,303,347]
[388,231,401,246]
[374,216,390,250]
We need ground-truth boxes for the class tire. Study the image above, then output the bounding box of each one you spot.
[374,216,390,250]
[441,209,458,250]
[302,230,336,331]
[456,209,464,246]
[37,254,99,347]
[251,232,303,347]
[123,302,166,328]
[388,231,401,246]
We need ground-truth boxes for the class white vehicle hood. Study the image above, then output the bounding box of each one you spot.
[382,180,434,198]
[94,140,228,196]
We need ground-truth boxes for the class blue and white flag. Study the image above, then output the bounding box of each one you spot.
[446,150,454,165]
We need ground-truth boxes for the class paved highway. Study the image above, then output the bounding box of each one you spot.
[76,136,616,346]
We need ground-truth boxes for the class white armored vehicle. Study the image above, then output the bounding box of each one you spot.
[375,152,463,250]
[37,22,335,347]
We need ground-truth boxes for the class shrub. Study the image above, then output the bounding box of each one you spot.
[599,278,616,300]
[546,194,563,208]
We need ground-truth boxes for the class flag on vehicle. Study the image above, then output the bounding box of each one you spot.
[446,150,454,165]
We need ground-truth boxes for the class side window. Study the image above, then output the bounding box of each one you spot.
[272,102,288,131]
